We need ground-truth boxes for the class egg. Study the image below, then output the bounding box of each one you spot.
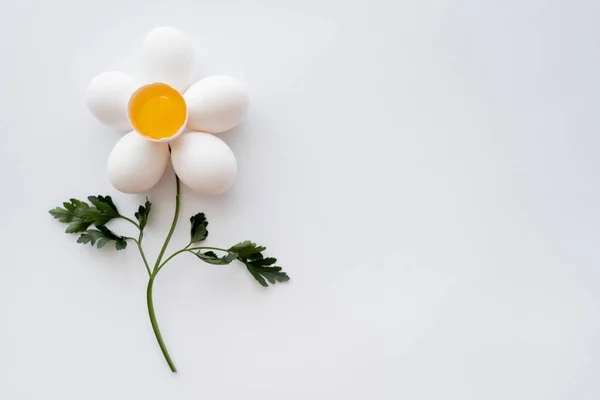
[170,132,237,195]
[86,71,139,131]
[184,75,249,134]
[107,132,170,193]
[142,26,195,93]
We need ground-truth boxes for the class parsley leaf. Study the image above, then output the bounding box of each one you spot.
[135,198,152,231]
[242,253,289,287]
[244,262,289,287]
[88,195,119,219]
[194,250,238,265]
[228,241,289,287]
[188,240,289,286]
[49,196,120,233]
[190,213,208,243]
[228,241,266,259]
[50,199,92,233]
[49,200,78,223]
[77,226,128,250]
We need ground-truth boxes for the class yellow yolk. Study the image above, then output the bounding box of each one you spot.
[128,83,187,140]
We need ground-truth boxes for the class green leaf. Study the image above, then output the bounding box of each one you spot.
[135,198,152,230]
[50,199,91,233]
[115,239,128,250]
[50,196,127,251]
[49,199,87,224]
[250,256,277,266]
[228,241,289,287]
[49,196,121,233]
[49,205,75,223]
[194,250,238,265]
[77,230,105,247]
[244,261,290,287]
[77,225,128,250]
[190,213,208,243]
[228,241,266,259]
[65,220,93,234]
[88,195,119,218]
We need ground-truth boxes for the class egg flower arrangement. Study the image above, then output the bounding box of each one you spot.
[49,27,289,373]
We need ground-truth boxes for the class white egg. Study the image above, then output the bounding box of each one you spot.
[107,132,170,193]
[171,132,237,195]
[184,75,249,134]
[86,71,139,131]
[142,26,195,93]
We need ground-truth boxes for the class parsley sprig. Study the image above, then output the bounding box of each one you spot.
[49,175,289,373]
[49,195,133,249]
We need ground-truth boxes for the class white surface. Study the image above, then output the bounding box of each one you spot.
[0,0,599,399]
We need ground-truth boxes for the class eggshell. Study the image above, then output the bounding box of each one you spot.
[184,75,249,134]
[127,83,188,143]
[171,132,237,195]
[142,26,195,93]
[86,71,139,131]
[107,131,170,193]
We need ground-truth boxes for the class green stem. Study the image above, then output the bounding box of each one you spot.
[187,246,231,253]
[121,208,150,276]
[146,173,181,373]
[154,246,233,275]
[152,175,181,274]
[137,232,151,276]
[146,276,177,373]
[120,215,140,229]
[155,248,189,274]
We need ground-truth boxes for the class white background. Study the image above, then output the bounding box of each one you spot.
[0,0,599,398]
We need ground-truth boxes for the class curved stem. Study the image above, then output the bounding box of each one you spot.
[146,276,177,372]
[187,246,231,253]
[126,233,151,276]
[155,248,189,274]
[120,215,140,229]
[137,232,151,276]
[152,175,181,274]
[154,246,234,275]
[147,172,181,373]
